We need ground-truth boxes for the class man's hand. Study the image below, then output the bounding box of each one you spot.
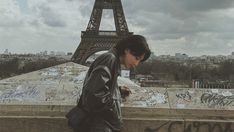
[120,86,132,99]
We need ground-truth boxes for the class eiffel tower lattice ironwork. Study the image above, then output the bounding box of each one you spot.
[71,0,133,64]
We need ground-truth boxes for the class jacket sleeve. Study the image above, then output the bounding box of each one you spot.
[81,65,114,113]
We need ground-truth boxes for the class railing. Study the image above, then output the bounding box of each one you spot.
[81,31,132,37]
[192,79,232,89]
[98,31,117,36]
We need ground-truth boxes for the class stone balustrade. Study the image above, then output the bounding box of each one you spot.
[0,62,234,132]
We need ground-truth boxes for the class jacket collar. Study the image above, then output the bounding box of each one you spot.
[109,48,119,58]
[109,48,121,76]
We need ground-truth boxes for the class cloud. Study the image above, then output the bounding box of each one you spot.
[180,0,234,11]
[0,0,25,27]
[123,0,234,56]
[0,0,234,56]
[36,4,66,27]
[0,0,85,53]
[149,32,234,56]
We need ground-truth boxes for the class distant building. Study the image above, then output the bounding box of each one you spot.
[157,55,171,60]
[4,49,9,54]
[55,51,66,56]
[67,52,73,56]
[227,55,234,59]
[50,51,55,56]
[192,79,231,89]
[121,70,130,78]
[37,51,48,56]
[200,55,207,60]
[149,52,157,60]
[175,53,188,60]
[43,51,48,56]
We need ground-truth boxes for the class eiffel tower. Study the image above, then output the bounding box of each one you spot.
[71,0,133,64]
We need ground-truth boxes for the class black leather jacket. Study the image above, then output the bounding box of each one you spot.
[79,48,122,131]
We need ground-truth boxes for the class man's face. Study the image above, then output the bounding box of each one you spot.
[122,49,145,69]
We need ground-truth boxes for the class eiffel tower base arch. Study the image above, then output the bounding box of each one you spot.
[72,32,132,64]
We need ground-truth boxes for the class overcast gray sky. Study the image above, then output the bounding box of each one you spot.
[1,0,234,56]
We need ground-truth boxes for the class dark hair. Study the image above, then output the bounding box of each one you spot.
[114,35,151,62]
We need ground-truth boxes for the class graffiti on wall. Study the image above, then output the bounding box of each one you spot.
[145,121,233,132]
[0,85,39,103]
[176,91,192,102]
[201,92,234,107]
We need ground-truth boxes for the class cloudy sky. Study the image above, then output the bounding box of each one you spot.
[1,0,234,56]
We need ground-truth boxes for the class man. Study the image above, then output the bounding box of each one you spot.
[69,35,151,132]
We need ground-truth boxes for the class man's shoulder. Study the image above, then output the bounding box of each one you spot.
[97,52,117,63]
[92,51,118,70]
[100,51,116,59]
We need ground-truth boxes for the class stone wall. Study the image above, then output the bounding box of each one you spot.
[0,62,234,132]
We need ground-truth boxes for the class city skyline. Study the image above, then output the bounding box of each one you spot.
[1,0,234,56]
[2,48,234,58]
